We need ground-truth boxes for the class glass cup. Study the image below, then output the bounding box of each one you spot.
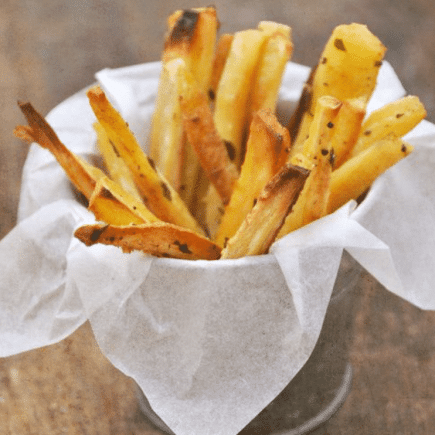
[136,251,362,434]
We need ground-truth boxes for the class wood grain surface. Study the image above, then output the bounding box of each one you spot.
[1,1,435,434]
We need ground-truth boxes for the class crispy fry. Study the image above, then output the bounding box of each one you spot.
[88,176,159,226]
[278,96,341,237]
[213,29,268,166]
[158,7,219,202]
[74,221,221,260]
[350,95,426,157]
[93,121,141,200]
[220,163,309,258]
[216,110,292,247]
[329,97,366,168]
[249,27,293,118]
[257,21,292,38]
[287,66,316,143]
[164,7,218,93]
[14,102,105,200]
[209,33,234,101]
[301,95,342,159]
[203,185,225,239]
[179,72,239,205]
[291,23,386,157]
[87,85,204,235]
[327,136,414,214]
[149,58,186,190]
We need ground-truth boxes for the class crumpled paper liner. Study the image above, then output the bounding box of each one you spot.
[1,60,435,435]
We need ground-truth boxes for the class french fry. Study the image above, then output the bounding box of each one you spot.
[14,102,105,201]
[87,85,205,235]
[93,121,141,200]
[209,33,234,101]
[329,97,366,168]
[350,95,427,157]
[220,163,310,259]
[287,66,316,142]
[278,96,341,237]
[249,26,293,118]
[327,136,414,214]
[257,21,291,39]
[215,110,291,247]
[88,176,159,226]
[74,221,221,260]
[164,7,218,94]
[149,58,187,190]
[162,7,219,203]
[203,185,225,239]
[213,29,268,166]
[290,23,386,157]
[179,70,239,206]
[300,95,342,159]
[301,147,334,225]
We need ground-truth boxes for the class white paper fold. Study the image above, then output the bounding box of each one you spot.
[1,60,435,435]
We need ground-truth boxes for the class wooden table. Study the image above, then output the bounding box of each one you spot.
[1,1,435,433]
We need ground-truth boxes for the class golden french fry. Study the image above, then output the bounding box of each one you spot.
[213,29,268,166]
[287,67,316,142]
[329,97,366,168]
[164,7,218,94]
[257,21,291,38]
[301,95,342,159]
[327,136,414,214]
[278,96,341,237]
[350,95,427,157]
[87,85,204,235]
[249,27,293,118]
[301,148,334,225]
[14,102,105,200]
[291,23,386,156]
[215,110,291,247]
[202,184,225,239]
[209,33,234,101]
[220,163,310,259]
[93,121,141,200]
[159,7,219,202]
[88,176,159,226]
[149,58,187,190]
[74,221,221,260]
[179,72,239,205]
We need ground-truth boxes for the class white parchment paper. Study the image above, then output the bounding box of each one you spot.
[1,60,435,435]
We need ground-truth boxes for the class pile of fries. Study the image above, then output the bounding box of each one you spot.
[14,7,426,261]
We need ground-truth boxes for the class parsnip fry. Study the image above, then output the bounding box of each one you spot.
[88,176,159,226]
[14,102,104,200]
[278,96,341,237]
[215,110,291,247]
[257,21,292,39]
[164,7,218,94]
[327,136,414,214]
[94,121,141,200]
[163,7,219,203]
[203,185,225,239]
[350,95,427,157]
[87,85,204,235]
[220,164,309,259]
[149,58,186,190]
[74,222,221,260]
[209,33,234,101]
[301,95,342,159]
[213,29,268,166]
[249,28,293,118]
[291,23,386,156]
[179,73,239,205]
[329,97,366,168]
